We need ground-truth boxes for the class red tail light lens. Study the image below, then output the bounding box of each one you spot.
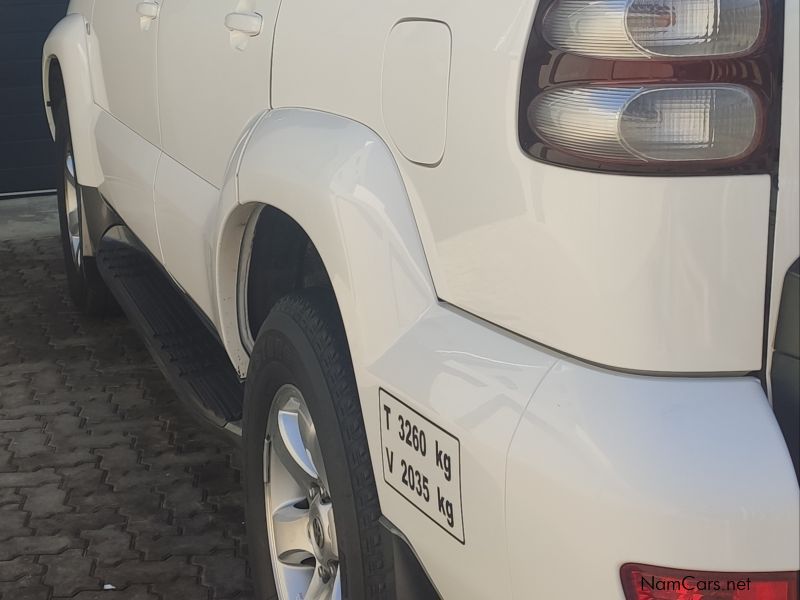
[621,563,799,600]
[519,0,784,174]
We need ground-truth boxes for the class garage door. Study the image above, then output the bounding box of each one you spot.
[0,0,68,196]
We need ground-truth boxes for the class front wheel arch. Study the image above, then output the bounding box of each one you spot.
[42,14,104,187]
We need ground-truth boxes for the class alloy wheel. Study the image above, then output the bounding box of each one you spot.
[265,384,342,600]
[63,145,82,268]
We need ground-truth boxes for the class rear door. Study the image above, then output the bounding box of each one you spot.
[154,0,280,317]
[92,0,162,258]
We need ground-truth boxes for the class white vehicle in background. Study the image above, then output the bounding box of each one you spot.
[43,0,799,598]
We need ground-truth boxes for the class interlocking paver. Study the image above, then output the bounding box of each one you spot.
[83,526,138,565]
[152,577,212,600]
[70,586,158,600]
[0,197,253,599]
[0,416,40,433]
[0,403,75,418]
[0,555,44,581]
[59,462,107,491]
[0,382,31,401]
[5,429,49,457]
[0,489,23,506]
[194,552,251,599]
[0,448,13,473]
[0,535,74,560]
[0,470,60,488]
[40,548,99,595]
[95,556,200,584]
[136,534,235,560]
[0,506,33,540]
[13,448,96,470]
[20,483,70,515]
[29,508,126,536]
[0,583,50,600]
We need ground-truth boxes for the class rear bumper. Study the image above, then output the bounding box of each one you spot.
[507,362,800,599]
[366,302,798,600]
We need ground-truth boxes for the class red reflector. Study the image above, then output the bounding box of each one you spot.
[621,563,799,600]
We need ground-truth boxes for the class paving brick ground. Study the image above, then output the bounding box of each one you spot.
[0,197,254,599]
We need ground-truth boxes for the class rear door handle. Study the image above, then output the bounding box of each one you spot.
[136,1,160,19]
[225,12,263,36]
[136,1,159,31]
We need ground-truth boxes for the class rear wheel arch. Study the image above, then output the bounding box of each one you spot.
[214,109,444,598]
[233,108,437,368]
[213,201,341,378]
[243,205,335,350]
[234,206,442,599]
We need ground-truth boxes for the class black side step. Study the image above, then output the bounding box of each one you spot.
[96,227,244,429]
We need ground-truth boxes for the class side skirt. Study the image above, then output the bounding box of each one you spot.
[95,225,244,435]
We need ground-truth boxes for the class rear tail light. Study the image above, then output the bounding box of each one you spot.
[529,84,760,162]
[621,564,799,600]
[519,0,784,174]
[542,0,764,60]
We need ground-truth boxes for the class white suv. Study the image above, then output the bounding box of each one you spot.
[43,0,799,598]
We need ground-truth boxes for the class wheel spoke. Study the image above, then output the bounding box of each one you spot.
[265,385,343,600]
[316,501,338,560]
[305,569,336,600]
[71,235,81,262]
[332,566,342,600]
[281,564,316,600]
[295,400,330,492]
[65,153,78,189]
[63,147,83,268]
[274,405,318,488]
[271,501,314,565]
[67,205,80,235]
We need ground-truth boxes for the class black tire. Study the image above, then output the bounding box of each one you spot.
[243,290,395,600]
[55,104,117,316]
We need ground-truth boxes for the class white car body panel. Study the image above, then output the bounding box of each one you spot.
[42,0,799,598]
[370,312,799,600]
[271,0,771,373]
[156,0,280,188]
[508,367,799,598]
[94,111,162,262]
[154,151,219,315]
[767,0,800,395]
[91,0,160,147]
[366,306,556,599]
[235,109,547,597]
[234,108,799,598]
[236,108,436,369]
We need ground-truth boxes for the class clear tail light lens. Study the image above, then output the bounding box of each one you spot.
[627,0,763,58]
[519,0,783,174]
[543,0,764,60]
[621,563,799,600]
[529,85,760,163]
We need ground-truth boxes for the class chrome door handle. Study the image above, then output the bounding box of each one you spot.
[136,0,159,30]
[225,12,263,36]
[136,1,160,19]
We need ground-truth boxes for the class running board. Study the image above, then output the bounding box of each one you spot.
[96,227,243,431]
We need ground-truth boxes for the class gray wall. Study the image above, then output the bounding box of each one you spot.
[1,0,69,195]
